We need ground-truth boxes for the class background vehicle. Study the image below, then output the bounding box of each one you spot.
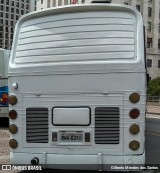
[0,49,10,123]
[8,4,146,171]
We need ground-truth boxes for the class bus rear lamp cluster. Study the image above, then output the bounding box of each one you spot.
[130,108,140,119]
[9,95,18,149]
[129,140,140,151]
[9,110,17,119]
[9,124,18,134]
[130,124,140,135]
[129,93,140,103]
[9,95,17,105]
[9,139,18,149]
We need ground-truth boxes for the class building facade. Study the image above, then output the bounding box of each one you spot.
[0,0,36,50]
[36,0,160,80]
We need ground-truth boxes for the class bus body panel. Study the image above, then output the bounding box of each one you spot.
[9,4,146,169]
[10,152,145,170]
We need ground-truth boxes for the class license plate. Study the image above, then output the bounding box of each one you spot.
[60,133,83,142]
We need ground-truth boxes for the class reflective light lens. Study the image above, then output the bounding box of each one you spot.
[9,124,18,134]
[9,95,17,105]
[129,93,140,103]
[129,140,140,151]
[2,93,8,104]
[9,139,18,149]
[9,110,17,119]
[130,124,140,135]
[130,109,140,119]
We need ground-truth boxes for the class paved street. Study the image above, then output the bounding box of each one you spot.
[0,126,17,173]
[146,114,160,165]
[0,127,10,164]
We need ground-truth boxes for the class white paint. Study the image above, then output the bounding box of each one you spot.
[53,107,90,125]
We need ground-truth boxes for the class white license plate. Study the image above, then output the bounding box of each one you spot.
[61,133,83,142]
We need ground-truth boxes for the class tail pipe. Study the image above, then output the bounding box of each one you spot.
[31,157,39,165]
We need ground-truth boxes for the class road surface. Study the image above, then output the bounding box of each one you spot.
[146,113,160,164]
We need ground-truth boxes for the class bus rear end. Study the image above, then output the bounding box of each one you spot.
[9,4,146,170]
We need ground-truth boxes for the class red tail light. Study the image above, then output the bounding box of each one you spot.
[9,110,17,119]
[0,93,8,106]
[2,93,8,104]
[130,109,140,119]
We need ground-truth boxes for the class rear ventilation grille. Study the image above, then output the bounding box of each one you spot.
[26,108,48,143]
[95,107,120,144]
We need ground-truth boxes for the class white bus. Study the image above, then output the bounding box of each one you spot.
[0,49,10,119]
[8,3,146,171]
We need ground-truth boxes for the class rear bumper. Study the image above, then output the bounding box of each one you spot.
[10,152,145,171]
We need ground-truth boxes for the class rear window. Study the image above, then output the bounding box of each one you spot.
[14,7,137,65]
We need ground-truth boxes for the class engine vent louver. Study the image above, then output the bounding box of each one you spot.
[26,108,48,143]
[95,107,120,144]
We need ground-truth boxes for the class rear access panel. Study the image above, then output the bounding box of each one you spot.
[52,107,91,126]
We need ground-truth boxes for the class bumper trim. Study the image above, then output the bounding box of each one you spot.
[10,152,145,171]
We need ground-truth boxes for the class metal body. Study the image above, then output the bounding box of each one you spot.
[9,4,146,170]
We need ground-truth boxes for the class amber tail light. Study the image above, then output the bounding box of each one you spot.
[9,124,18,134]
[9,139,18,149]
[129,140,140,151]
[9,95,17,105]
[129,93,140,103]
[130,124,140,135]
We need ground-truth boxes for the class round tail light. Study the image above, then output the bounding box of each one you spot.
[130,109,140,119]
[129,93,140,103]
[9,110,17,119]
[9,139,18,149]
[9,95,17,105]
[130,124,140,135]
[129,140,140,151]
[9,124,18,134]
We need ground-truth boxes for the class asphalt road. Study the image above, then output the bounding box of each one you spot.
[0,125,17,173]
[0,114,160,173]
[146,114,160,165]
